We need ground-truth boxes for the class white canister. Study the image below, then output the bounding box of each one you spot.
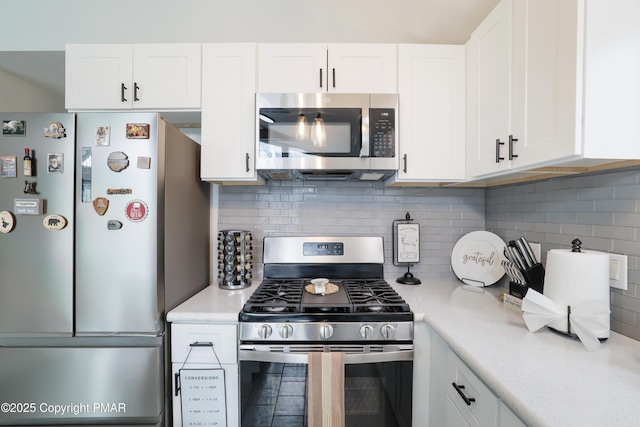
[543,248,610,338]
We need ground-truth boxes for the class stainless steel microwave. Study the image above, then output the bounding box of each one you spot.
[255,93,398,181]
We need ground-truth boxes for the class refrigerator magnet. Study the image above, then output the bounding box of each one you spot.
[95,126,111,146]
[47,153,63,173]
[125,199,149,223]
[43,214,67,231]
[43,122,66,139]
[92,197,109,216]
[2,120,25,136]
[1,156,17,178]
[126,123,149,139]
[0,211,15,233]
[107,220,123,230]
[107,151,129,172]
[137,156,151,169]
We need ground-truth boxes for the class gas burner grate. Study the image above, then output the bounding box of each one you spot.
[241,278,411,315]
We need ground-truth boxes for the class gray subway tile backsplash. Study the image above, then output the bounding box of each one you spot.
[487,166,640,341]
[217,166,640,342]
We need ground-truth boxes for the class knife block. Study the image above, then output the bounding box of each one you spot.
[508,263,545,298]
[522,263,545,294]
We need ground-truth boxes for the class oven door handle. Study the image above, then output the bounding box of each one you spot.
[239,349,414,364]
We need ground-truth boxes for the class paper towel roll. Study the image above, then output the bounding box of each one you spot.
[544,249,610,338]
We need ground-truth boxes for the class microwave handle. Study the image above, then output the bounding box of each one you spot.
[319,69,323,89]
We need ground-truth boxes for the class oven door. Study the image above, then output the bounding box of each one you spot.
[239,344,413,427]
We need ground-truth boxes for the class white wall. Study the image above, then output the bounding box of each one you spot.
[0,0,497,51]
[0,69,64,111]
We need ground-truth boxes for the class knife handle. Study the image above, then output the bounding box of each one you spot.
[515,239,533,268]
[520,236,538,264]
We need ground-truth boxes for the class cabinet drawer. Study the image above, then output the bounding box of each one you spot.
[446,349,498,427]
[171,323,237,364]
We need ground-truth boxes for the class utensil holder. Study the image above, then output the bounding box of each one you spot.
[217,230,252,290]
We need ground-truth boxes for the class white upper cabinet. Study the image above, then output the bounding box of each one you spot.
[65,43,202,110]
[200,43,262,182]
[257,43,397,93]
[465,0,512,178]
[466,0,640,180]
[389,44,466,183]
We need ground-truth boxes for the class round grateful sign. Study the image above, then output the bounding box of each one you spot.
[125,199,149,223]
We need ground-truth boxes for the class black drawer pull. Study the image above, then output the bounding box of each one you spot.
[452,382,476,406]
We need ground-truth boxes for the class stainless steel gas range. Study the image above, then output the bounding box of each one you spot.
[238,236,413,427]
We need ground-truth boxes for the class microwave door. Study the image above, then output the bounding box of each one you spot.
[258,107,363,158]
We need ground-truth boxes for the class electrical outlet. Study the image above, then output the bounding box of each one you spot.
[609,254,628,290]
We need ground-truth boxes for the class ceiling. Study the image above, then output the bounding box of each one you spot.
[0,0,500,125]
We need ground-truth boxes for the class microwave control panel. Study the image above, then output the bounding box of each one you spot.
[369,108,395,158]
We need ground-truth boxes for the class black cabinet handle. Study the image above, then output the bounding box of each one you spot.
[403,154,408,173]
[174,373,180,396]
[495,139,505,163]
[332,68,336,88]
[319,69,323,88]
[134,83,140,102]
[452,382,476,406]
[246,153,250,172]
[509,135,519,160]
[121,83,127,102]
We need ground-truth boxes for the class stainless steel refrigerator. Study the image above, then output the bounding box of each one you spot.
[0,112,210,426]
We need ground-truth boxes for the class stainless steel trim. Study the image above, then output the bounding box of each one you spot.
[239,345,414,364]
[263,236,385,264]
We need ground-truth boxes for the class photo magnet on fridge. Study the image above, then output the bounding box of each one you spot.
[2,120,26,136]
[126,123,149,139]
[95,126,111,146]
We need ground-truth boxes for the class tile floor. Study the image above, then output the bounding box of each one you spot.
[240,362,400,427]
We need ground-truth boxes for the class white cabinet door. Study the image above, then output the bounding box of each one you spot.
[170,323,240,427]
[257,43,397,93]
[465,0,512,179]
[201,43,260,182]
[499,402,527,427]
[392,44,465,183]
[509,0,581,167]
[65,43,201,110]
[257,43,327,93]
[327,43,397,93]
[65,44,133,109]
[445,349,499,427]
[171,362,239,427]
[132,43,202,109]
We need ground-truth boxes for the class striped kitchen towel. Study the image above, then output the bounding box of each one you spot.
[308,352,345,427]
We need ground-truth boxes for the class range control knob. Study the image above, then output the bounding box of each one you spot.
[319,323,334,340]
[359,324,374,340]
[380,324,396,339]
[257,324,272,339]
[280,324,293,339]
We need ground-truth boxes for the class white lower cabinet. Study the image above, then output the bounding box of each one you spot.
[445,349,499,427]
[427,325,525,427]
[170,323,239,427]
[499,402,527,427]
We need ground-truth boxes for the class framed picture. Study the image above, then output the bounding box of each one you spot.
[3,120,26,136]
[47,153,64,174]
[126,123,150,139]
[95,126,111,146]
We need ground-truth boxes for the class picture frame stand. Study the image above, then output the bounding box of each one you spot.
[392,212,421,285]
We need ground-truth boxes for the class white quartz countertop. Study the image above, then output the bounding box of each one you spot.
[167,277,640,427]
